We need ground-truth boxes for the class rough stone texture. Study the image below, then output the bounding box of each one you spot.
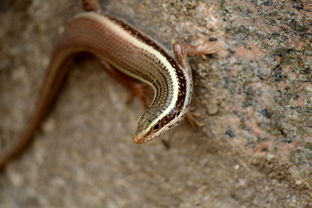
[0,0,311,207]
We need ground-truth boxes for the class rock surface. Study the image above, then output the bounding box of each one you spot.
[0,0,311,207]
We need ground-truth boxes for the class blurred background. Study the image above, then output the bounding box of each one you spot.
[0,0,311,207]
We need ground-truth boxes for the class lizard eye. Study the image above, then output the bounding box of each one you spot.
[152,123,160,131]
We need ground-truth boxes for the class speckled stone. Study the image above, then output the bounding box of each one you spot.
[0,0,311,207]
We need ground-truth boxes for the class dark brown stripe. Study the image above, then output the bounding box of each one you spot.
[103,13,187,112]
[100,13,188,133]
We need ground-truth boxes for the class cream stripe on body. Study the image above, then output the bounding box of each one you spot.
[75,12,181,133]
[0,2,201,169]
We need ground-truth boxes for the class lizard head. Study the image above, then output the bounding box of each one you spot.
[132,107,183,144]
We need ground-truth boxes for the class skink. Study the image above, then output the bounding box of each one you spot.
[0,0,216,169]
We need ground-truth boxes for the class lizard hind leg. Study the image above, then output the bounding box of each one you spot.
[98,60,152,109]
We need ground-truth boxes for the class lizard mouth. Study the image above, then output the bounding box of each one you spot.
[132,131,154,144]
[133,135,152,144]
[133,137,145,144]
